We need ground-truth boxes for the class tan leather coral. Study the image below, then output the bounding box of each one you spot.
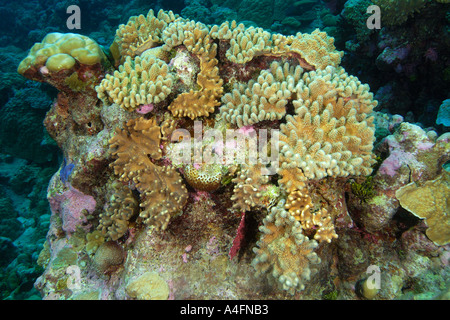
[109,118,188,231]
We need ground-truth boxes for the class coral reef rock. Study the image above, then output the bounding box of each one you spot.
[16,8,450,300]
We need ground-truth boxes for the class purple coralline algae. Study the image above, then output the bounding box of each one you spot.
[47,176,96,235]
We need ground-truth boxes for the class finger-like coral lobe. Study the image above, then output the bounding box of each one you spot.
[110,9,178,64]
[97,180,139,241]
[252,200,321,294]
[279,66,377,180]
[109,118,188,231]
[167,43,224,119]
[219,61,303,127]
[96,55,174,111]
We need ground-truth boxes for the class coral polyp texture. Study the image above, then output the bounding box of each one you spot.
[96,55,174,111]
[209,22,343,70]
[167,42,224,119]
[108,117,188,231]
[252,200,321,294]
[110,9,179,64]
[279,66,377,180]
[231,163,271,212]
[285,188,338,244]
[210,22,273,64]
[17,7,450,300]
[219,61,303,127]
[97,180,139,241]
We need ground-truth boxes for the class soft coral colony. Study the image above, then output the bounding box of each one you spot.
[17,9,448,300]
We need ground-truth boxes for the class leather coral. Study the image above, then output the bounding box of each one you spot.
[109,117,188,231]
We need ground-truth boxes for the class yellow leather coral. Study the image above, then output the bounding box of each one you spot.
[162,19,211,54]
[285,189,338,243]
[395,168,450,246]
[18,32,107,74]
[210,21,272,64]
[126,272,169,300]
[210,22,342,70]
[279,66,377,180]
[168,43,223,119]
[278,161,337,244]
[219,61,304,127]
[109,117,188,231]
[110,9,178,64]
[97,180,139,241]
[286,29,344,70]
[231,163,271,212]
[252,199,321,294]
[96,54,174,111]
[277,166,307,195]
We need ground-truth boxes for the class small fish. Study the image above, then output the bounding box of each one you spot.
[60,158,75,183]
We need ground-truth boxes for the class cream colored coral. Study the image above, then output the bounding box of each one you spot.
[305,208,338,244]
[252,199,321,294]
[111,9,178,63]
[395,168,450,246]
[286,29,343,70]
[286,189,338,243]
[96,55,173,111]
[160,112,177,141]
[137,165,188,229]
[270,30,343,70]
[156,19,224,119]
[18,32,106,74]
[209,20,241,40]
[140,46,170,62]
[277,166,307,194]
[279,66,377,180]
[285,188,312,219]
[97,180,139,241]
[85,230,105,255]
[109,118,188,231]
[158,18,224,119]
[279,165,337,243]
[271,33,295,55]
[231,163,270,212]
[162,19,211,55]
[210,22,342,69]
[219,61,303,127]
[126,272,169,300]
[168,44,223,119]
[223,25,272,64]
